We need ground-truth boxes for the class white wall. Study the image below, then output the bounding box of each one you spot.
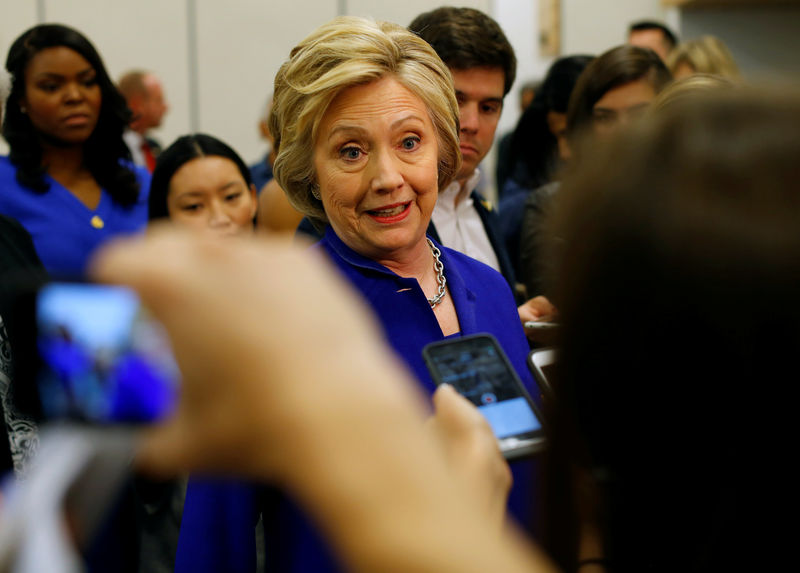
[194,0,338,164]
[680,6,800,81]
[562,0,670,56]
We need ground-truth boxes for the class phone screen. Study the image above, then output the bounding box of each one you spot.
[36,282,179,424]
[423,335,544,451]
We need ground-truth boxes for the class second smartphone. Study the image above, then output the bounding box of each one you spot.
[422,334,546,459]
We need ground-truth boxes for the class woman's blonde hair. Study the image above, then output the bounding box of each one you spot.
[650,73,736,114]
[269,16,461,227]
[667,36,740,79]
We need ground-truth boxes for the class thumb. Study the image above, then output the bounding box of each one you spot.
[432,384,490,439]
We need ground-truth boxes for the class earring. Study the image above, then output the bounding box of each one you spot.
[311,184,321,200]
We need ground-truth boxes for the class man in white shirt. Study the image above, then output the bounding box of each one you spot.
[118,70,169,172]
[411,7,556,327]
[410,7,516,289]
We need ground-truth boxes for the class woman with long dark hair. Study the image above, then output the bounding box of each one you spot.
[517,45,671,298]
[497,55,593,284]
[0,24,148,275]
[502,55,594,197]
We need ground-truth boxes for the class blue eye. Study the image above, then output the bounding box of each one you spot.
[401,136,420,150]
[340,146,362,160]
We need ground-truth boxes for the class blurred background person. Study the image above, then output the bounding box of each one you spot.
[503,55,594,197]
[627,20,678,62]
[0,24,149,277]
[149,133,257,237]
[248,95,275,192]
[518,45,671,298]
[252,93,308,235]
[255,177,305,234]
[667,35,741,80]
[495,78,540,194]
[118,70,169,173]
[650,73,736,113]
[496,55,594,283]
[0,212,44,481]
[0,69,9,127]
[518,79,539,113]
[501,58,593,199]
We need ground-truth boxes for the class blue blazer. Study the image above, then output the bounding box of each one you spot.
[175,229,541,572]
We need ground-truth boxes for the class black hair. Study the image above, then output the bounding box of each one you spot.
[628,20,678,50]
[3,24,139,205]
[507,55,594,188]
[148,133,253,221]
[409,6,516,96]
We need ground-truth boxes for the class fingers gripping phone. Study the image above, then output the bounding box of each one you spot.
[422,334,546,460]
[35,282,179,424]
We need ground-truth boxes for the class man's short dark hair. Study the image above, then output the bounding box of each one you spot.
[409,6,516,96]
[629,20,678,51]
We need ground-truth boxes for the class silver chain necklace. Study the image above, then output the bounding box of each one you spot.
[426,238,447,308]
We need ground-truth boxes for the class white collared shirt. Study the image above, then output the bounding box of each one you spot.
[123,130,147,168]
[431,169,501,272]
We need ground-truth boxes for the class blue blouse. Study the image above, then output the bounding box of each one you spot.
[0,156,149,276]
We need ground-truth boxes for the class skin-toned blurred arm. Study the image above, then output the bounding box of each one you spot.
[256,179,305,234]
[90,229,558,573]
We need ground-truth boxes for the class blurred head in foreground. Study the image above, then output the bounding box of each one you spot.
[545,89,800,572]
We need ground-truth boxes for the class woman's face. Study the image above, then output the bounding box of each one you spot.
[167,156,257,237]
[22,46,102,145]
[546,110,570,160]
[591,78,656,138]
[313,76,439,262]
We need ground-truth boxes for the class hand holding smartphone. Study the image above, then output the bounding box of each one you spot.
[35,282,179,424]
[423,334,546,460]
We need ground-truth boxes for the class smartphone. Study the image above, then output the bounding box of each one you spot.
[524,319,559,331]
[527,347,557,397]
[422,334,546,460]
[35,282,179,424]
